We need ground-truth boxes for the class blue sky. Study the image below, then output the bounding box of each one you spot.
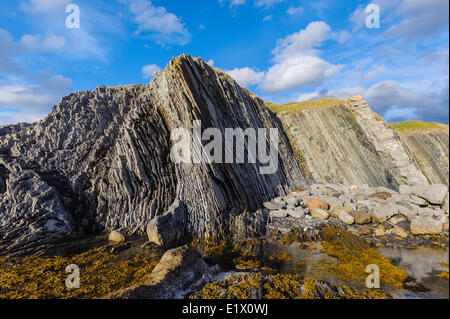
[0,0,448,125]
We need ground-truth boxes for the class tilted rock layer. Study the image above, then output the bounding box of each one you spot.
[395,125,449,186]
[273,96,446,189]
[0,55,306,255]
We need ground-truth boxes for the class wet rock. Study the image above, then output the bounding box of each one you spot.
[109,231,125,243]
[233,209,268,240]
[310,208,329,220]
[358,226,372,235]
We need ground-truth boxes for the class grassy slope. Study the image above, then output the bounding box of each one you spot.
[391,121,449,133]
[265,98,345,113]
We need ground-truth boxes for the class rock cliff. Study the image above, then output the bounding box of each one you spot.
[392,122,449,186]
[270,96,437,189]
[0,55,306,255]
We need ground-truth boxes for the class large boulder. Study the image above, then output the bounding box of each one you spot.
[310,208,329,220]
[399,184,448,205]
[147,199,186,247]
[410,217,443,235]
[302,198,329,210]
[371,204,398,223]
[107,246,209,299]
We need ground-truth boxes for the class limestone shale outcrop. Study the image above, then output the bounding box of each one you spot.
[273,96,444,189]
[0,55,306,255]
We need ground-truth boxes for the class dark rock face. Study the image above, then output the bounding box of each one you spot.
[0,55,307,254]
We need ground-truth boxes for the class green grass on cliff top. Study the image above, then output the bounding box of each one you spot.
[265,98,345,113]
[391,121,449,133]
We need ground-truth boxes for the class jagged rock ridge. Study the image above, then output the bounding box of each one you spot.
[0,55,306,255]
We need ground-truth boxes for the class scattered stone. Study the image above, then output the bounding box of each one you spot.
[349,211,372,225]
[263,202,285,210]
[358,226,372,235]
[368,192,392,200]
[109,231,125,243]
[310,208,329,220]
[338,211,354,225]
[374,225,386,236]
[302,198,329,211]
[371,204,399,223]
[408,194,428,206]
[287,210,305,219]
[388,214,407,225]
[285,196,301,206]
[269,211,288,218]
[391,225,408,238]
[349,185,359,194]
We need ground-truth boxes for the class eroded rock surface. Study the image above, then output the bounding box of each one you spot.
[0,55,306,255]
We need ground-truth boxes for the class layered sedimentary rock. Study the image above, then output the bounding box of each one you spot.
[0,55,306,255]
[393,123,449,186]
[272,96,430,189]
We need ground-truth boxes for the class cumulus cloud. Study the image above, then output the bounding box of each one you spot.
[20,34,66,51]
[260,21,343,92]
[129,0,191,45]
[19,0,70,13]
[296,80,449,123]
[261,56,343,92]
[222,22,343,94]
[142,64,161,79]
[219,0,246,7]
[225,67,266,87]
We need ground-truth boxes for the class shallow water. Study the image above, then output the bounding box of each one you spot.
[259,241,449,298]
[377,246,449,299]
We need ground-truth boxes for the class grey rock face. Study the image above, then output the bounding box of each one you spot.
[396,127,449,186]
[399,184,448,205]
[0,55,307,254]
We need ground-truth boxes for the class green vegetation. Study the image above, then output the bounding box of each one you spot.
[265,98,345,113]
[391,121,449,133]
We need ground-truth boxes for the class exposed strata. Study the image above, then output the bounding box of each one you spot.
[393,122,449,186]
[270,96,444,189]
[0,55,306,256]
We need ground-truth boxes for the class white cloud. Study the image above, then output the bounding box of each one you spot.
[261,56,343,92]
[0,74,72,124]
[255,0,285,8]
[359,65,386,81]
[142,64,161,79]
[263,15,272,22]
[129,0,191,45]
[19,0,70,13]
[331,31,351,44]
[260,21,343,92]
[271,21,331,61]
[219,0,246,7]
[0,29,26,74]
[43,35,66,50]
[225,67,266,87]
[385,0,449,38]
[287,6,303,16]
[207,60,215,67]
